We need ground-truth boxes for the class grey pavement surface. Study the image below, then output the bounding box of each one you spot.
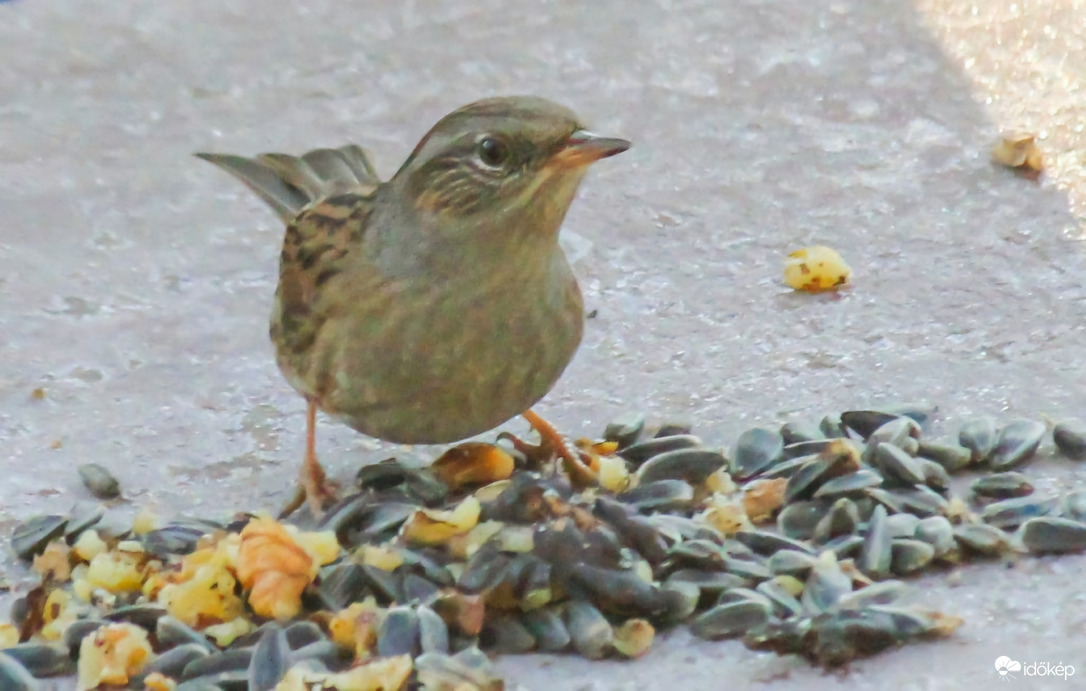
[2,0,1086,689]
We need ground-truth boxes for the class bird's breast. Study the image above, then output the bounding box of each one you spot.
[307,254,584,444]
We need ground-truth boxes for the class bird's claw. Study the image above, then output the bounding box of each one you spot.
[510,413,599,488]
[279,467,340,520]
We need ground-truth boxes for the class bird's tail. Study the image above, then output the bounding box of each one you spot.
[195,144,382,222]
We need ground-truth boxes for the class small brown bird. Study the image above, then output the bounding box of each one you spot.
[197,96,629,515]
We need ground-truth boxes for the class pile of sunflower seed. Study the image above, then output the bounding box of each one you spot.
[5,407,1086,689]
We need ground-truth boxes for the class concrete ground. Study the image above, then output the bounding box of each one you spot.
[2,0,1085,688]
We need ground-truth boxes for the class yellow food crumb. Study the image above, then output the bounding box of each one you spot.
[0,623,18,648]
[328,600,380,659]
[116,540,145,554]
[290,527,341,566]
[402,496,481,547]
[276,654,412,691]
[698,494,753,536]
[76,622,154,690]
[784,246,851,293]
[947,496,971,522]
[474,479,511,502]
[71,566,92,602]
[144,671,178,691]
[32,541,72,582]
[40,588,79,641]
[236,517,317,621]
[155,541,244,626]
[447,520,504,560]
[991,132,1043,172]
[356,544,404,572]
[773,575,805,597]
[703,468,738,495]
[613,618,655,659]
[497,525,534,553]
[431,442,515,490]
[84,551,146,593]
[742,478,788,524]
[73,530,108,562]
[132,507,158,536]
[575,437,621,478]
[203,617,255,647]
[598,454,631,492]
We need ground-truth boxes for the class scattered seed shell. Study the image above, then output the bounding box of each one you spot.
[989,420,1045,471]
[1019,517,1086,555]
[1053,421,1086,461]
[77,464,121,500]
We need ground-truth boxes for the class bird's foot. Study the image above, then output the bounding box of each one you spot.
[519,410,598,487]
[279,463,340,520]
[280,397,340,519]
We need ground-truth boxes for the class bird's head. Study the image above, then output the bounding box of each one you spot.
[393,96,629,247]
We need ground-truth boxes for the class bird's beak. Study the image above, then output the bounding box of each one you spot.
[548,130,631,169]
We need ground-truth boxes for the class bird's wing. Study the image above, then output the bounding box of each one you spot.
[272,192,376,370]
[195,144,383,221]
[196,145,384,389]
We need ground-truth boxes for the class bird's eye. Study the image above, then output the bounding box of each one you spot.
[476,136,510,168]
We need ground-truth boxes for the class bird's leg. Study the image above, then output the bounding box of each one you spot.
[520,409,598,486]
[279,398,339,519]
